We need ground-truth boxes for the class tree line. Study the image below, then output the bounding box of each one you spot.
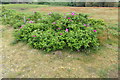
[2,2,120,7]
[37,2,119,7]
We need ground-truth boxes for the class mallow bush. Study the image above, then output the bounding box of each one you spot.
[1,8,105,52]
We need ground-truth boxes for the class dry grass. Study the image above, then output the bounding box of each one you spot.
[1,5,118,78]
[26,7,118,23]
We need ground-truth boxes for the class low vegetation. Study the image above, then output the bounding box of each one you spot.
[1,7,106,52]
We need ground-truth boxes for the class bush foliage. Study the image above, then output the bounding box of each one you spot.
[1,8,105,52]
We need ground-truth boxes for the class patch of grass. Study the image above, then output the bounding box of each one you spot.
[10,40,19,45]
[2,4,49,10]
[98,69,108,78]
[106,23,118,37]
[98,64,118,78]
[1,4,50,14]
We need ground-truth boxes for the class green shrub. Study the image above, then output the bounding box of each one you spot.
[2,8,105,52]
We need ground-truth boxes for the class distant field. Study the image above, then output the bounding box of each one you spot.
[1,4,118,78]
